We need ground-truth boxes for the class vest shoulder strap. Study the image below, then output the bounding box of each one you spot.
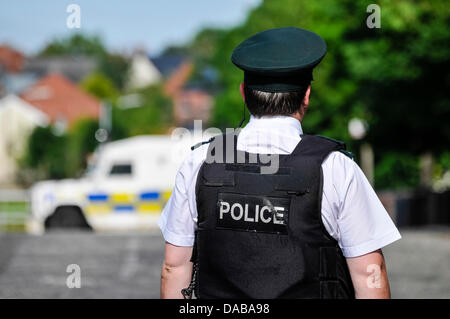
[314,135,355,159]
[290,134,347,161]
[339,149,355,160]
[314,135,346,148]
[191,137,215,151]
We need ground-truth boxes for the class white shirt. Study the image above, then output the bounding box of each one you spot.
[158,116,401,257]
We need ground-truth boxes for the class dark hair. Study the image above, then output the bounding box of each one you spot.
[243,83,310,117]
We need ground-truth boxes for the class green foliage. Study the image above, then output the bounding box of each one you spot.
[80,71,119,100]
[97,53,130,90]
[39,33,106,57]
[65,119,100,177]
[343,0,450,155]
[202,0,450,189]
[374,152,420,189]
[112,84,174,137]
[21,119,100,181]
[21,126,68,180]
[433,151,450,182]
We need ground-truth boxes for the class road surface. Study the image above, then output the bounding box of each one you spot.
[0,227,449,298]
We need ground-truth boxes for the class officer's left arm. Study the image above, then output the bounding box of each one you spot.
[161,242,193,299]
[346,249,391,299]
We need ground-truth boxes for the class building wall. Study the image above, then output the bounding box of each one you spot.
[173,89,213,127]
[0,96,48,187]
[126,54,161,90]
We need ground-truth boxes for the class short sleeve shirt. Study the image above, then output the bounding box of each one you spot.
[158,115,401,257]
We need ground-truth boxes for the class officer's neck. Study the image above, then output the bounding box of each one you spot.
[291,111,303,123]
[250,113,303,124]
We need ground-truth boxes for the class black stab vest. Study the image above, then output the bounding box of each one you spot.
[194,133,355,299]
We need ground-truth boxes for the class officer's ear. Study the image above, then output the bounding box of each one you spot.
[239,82,245,102]
[302,85,311,108]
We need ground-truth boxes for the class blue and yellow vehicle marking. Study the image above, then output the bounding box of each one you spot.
[140,192,159,201]
[111,193,135,203]
[87,194,109,202]
[85,190,171,216]
[114,205,135,212]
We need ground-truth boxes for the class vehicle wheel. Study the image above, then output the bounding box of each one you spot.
[45,206,92,230]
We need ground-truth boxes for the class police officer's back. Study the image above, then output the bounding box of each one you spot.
[160,27,401,299]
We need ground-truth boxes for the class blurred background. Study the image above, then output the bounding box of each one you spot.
[0,0,449,298]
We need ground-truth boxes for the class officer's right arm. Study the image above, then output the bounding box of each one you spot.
[161,243,193,299]
[159,148,205,299]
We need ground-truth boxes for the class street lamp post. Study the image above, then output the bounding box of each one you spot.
[348,118,374,186]
[95,100,112,143]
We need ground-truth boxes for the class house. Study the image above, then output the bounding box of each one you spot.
[0,94,49,186]
[21,73,100,129]
[0,73,100,186]
[151,55,186,78]
[0,44,24,73]
[0,44,33,98]
[126,51,161,90]
[0,72,38,97]
[123,51,214,126]
[22,56,96,83]
[151,54,214,127]
[0,44,96,97]
[162,60,193,97]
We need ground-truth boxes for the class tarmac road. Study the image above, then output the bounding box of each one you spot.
[0,230,165,298]
[0,227,449,298]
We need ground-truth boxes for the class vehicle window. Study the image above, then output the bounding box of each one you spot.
[109,163,132,176]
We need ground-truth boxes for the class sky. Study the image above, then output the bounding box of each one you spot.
[0,0,261,56]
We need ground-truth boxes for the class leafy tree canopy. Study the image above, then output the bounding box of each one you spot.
[112,84,174,138]
[39,33,106,57]
[80,71,119,100]
[207,0,450,158]
[39,33,130,90]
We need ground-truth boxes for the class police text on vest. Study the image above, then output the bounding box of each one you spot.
[216,193,290,234]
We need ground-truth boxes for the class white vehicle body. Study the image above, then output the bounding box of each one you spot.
[29,134,208,233]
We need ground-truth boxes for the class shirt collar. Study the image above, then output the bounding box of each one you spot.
[245,115,303,135]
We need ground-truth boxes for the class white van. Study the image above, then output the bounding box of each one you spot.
[28,134,203,233]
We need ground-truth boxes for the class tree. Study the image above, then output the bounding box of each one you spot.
[97,53,130,91]
[112,84,174,137]
[20,118,101,182]
[39,33,106,57]
[80,71,119,100]
[20,126,68,180]
[65,119,100,177]
[203,0,450,189]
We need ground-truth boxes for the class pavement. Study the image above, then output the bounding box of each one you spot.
[383,227,450,298]
[0,227,449,298]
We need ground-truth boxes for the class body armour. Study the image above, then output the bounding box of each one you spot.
[194,133,355,299]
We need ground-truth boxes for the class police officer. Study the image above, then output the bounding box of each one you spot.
[159,27,401,299]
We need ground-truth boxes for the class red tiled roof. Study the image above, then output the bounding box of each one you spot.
[0,44,24,72]
[163,62,193,97]
[21,73,100,126]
